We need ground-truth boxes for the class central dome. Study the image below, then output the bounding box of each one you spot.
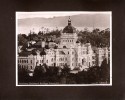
[62,17,76,33]
[63,25,76,33]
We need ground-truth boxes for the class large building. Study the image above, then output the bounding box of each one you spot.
[18,17,109,71]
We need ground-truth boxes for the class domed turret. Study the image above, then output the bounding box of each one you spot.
[76,40,80,43]
[63,16,76,33]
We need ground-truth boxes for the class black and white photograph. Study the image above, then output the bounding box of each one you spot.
[16,11,112,86]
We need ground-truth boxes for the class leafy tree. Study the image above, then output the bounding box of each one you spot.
[18,34,28,46]
[61,64,70,77]
[18,66,29,83]
[100,59,110,83]
[33,64,46,83]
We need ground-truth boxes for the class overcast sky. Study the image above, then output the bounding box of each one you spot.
[16,11,111,19]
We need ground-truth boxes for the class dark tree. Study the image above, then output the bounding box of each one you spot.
[33,65,46,83]
[18,66,29,83]
[100,59,110,83]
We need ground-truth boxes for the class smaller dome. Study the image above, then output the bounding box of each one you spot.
[76,40,80,43]
[46,39,49,43]
[40,49,46,55]
[50,38,53,42]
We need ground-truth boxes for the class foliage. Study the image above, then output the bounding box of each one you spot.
[18,65,29,83]
[100,59,110,83]
[18,59,110,84]
[78,28,110,47]
[33,64,46,82]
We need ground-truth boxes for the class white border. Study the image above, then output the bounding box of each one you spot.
[16,11,112,86]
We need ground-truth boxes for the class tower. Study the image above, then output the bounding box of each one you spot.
[68,16,71,26]
[41,39,45,48]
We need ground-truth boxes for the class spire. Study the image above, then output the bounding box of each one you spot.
[68,16,71,26]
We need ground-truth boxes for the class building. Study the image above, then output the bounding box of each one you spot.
[18,17,109,71]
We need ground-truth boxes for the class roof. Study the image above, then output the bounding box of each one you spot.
[19,51,32,57]
[76,40,80,43]
[63,25,76,33]
[59,51,65,55]
[34,41,41,46]
[40,50,46,55]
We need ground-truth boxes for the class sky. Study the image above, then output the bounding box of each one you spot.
[16,11,111,19]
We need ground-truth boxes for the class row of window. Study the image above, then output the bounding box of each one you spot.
[63,39,73,42]
[58,58,67,61]
[57,63,66,66]
[18,59,32,64]
[19,65,33,69]
[49,58,67,62]
[37,60,43,63]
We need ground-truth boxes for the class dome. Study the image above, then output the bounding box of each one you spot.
[62,16,76,33]
[63,25,76,33]
[76,40,80,43]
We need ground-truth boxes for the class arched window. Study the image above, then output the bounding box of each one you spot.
[51,58,53,62]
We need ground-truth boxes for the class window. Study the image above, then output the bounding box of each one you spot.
[27,60,28,63]
[83,51,86,54]
[31,60,32,63]
[92,56,95,59]
[65,58,67,61]
[92,61,95,64]
[31,66,32,69]
[51,58,53,62]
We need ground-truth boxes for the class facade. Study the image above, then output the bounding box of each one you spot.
[18,17,109,71]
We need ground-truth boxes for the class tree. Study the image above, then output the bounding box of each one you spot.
[18,66,29,83]
[100,59,110,83]
[45,66,60,83]
[18,34,28,46]
[33,64,46,83]
[61,64,70,76]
